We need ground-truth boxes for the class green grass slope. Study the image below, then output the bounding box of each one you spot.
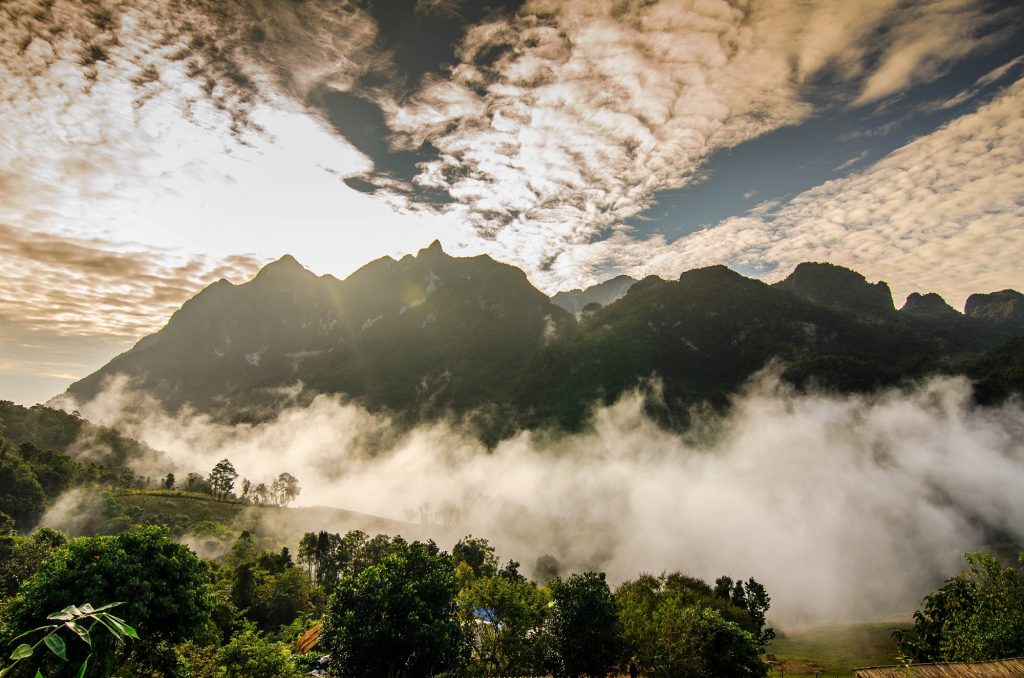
[766,622,911,677]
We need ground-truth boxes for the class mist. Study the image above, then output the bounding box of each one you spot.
[52,372,1024,626]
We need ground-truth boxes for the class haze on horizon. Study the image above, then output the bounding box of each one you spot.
[2,0,1023,405]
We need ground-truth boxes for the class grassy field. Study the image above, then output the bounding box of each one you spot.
[765,621,911,677]
[108,488,435,544]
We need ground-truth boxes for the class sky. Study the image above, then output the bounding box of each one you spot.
[1,0,1023,405]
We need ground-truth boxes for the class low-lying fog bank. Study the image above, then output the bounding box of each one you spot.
[50,372,1024,626]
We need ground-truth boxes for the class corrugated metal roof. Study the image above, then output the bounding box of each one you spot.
[854,657,1024,677]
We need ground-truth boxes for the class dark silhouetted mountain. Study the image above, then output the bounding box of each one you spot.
[66,249,1024,437]
[551,275,637,313]
[774,262,895,316]
[965,289,1024,326]
[899,292,961,320]
[68,242,573,424]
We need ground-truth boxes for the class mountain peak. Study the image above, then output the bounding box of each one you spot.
[965,289,1024,324]
[900,292,960,319]
[774,262,894,315]
[253,254,312,281]
[417,240,446,258]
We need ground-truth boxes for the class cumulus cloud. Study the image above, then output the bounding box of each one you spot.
[598,75,1024,309]
[61,372,1024,626]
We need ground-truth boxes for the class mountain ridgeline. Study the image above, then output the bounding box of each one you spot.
[67,245,1024,438]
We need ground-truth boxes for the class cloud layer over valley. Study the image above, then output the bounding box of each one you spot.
[56,372,1024,626]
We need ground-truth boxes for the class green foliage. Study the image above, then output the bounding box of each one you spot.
[0,601,138,678]
[458,571,551,676]
[207,460,238,500]
[653,606,766,678]
[226,537,313,635]
[713,576,775,647]
[0,453,45,531]
[549,572,623,677]
[217,626,301,678]
[453,535,499,579]
[174,640,220,678]
[296,530,405,589]
[895,551,1024,663]
[617,574,766,677]
[0,403,82,454]
[323,539,467,677]
[3,526,213,676]
[16,443,76,498]
[0,401,154,471]
[0,529,67,600]
[268,474,300,507]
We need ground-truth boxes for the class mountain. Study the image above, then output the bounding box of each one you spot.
[773,262,895,316]
[68,242,573,423]
[517,265,1020,429]
[965,289,1024,326]
[66,246,1024,436]
[551,275,637,313]
[899,292,961,320]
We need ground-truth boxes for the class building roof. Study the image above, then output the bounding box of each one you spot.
[854,657,1024,677]
[295,621,321,654]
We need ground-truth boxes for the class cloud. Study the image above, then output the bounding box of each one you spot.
[851,0,1015,105]
[386,0,813,279]
[595,75,1024,309]
[60,371,1024,626]
[0,223,262,338]
[832,150,870,172]
[926,54,1024,111]
[362,0,1011,291]
[0,0,456,401]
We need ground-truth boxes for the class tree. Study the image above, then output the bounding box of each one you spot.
[618,574,767,677]
[185,472,212,494]
[458,571,551,676]
[253,482,270,505]
[0,450,46,530]
[548,572,623,677]
[2,526,214,676]
[17,441,77,497]
[163,472,175,490]
[895,551,1024,663]
[453,534,498,579]
[241,478,253,503]
[208,459,238,500]
[218,625,302,677]
[0,527,67,599]
[714,575,775,648]
[270,472,300,506]
[654,605,766,678]
[323,539,467,677]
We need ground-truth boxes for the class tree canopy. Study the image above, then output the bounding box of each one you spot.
[895,551,1024,663]
[323,539,467,677]
[2,525,214,676]
[548,572,623,677]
